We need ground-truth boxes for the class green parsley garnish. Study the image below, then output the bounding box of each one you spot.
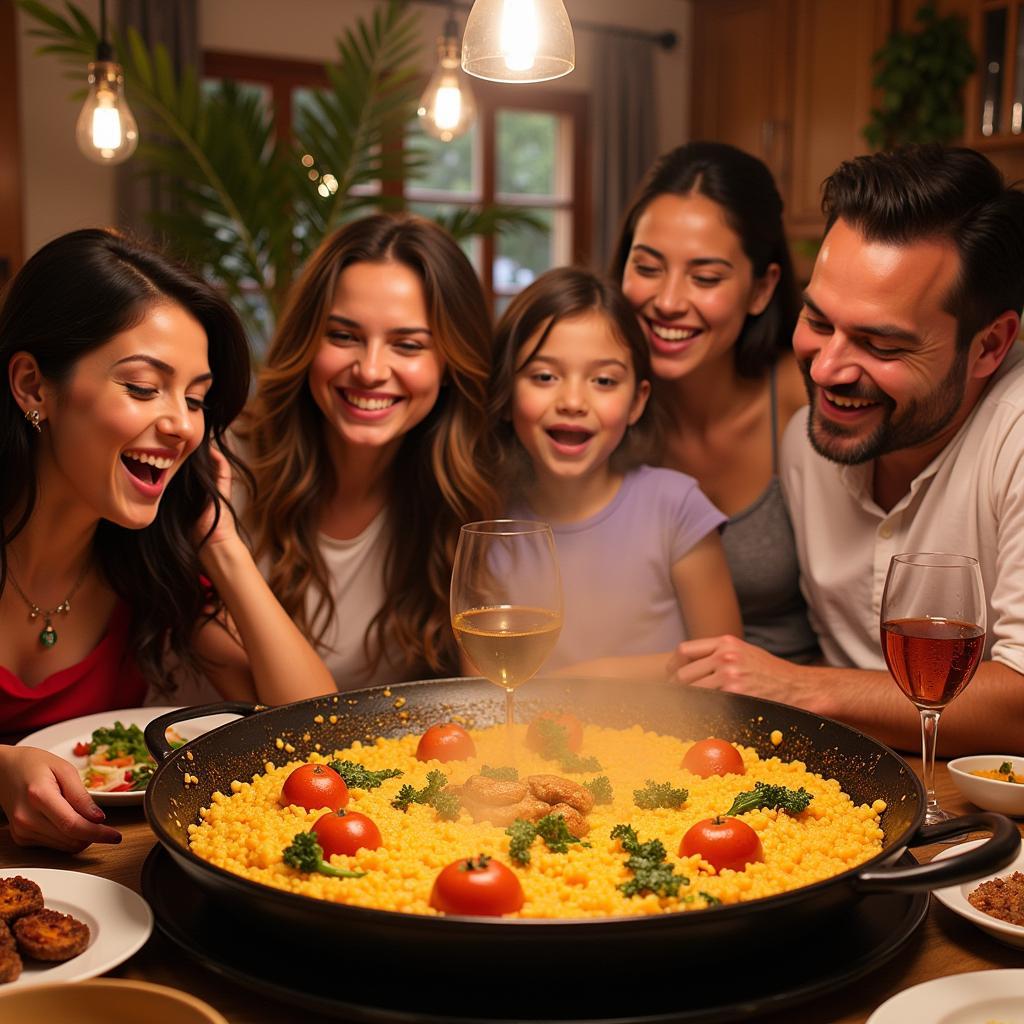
[583,775,613,805]
[724,782,813,817]
[327,759,403,790]
[391,769,460,821]
[533,719,602,774]
[633,779,688,810]
[505,813,589,865]
[480,765,519,781]
[282,831,366,878]
[610,824,687,899]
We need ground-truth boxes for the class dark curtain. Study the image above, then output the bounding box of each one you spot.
[590,33,659,270]
[115,0,199,240]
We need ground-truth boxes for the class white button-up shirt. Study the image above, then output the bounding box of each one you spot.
[781,343,1024,675]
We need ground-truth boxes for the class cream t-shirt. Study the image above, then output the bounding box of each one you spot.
[307,512,410,690]
[780,343,1024,675]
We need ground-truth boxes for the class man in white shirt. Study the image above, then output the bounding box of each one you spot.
[668,145,1024,755]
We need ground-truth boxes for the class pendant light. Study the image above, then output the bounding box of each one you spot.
[75,0,139,164]
[461,0,575,84]
[418,8,477,142]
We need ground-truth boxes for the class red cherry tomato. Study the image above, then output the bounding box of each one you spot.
[416,723,476,763]
[681,817,763,873]
[525,711,583,754]
[429,855,524,916]
[681,738,746,778]
[312,809,382,857]
[281,763,349,811]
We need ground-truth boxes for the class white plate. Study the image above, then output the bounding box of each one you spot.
[867,970,1024,1023]
[931,838,1024,949]
[0,867,153,988]
[16,707,240,805]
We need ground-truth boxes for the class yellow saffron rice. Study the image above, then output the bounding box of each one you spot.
[187,722,887,918]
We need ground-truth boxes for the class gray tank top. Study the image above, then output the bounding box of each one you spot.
[720,369,820,664]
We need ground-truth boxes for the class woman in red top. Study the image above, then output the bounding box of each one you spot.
[0,229,334,851]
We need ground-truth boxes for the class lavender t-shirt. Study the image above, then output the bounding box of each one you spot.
[511,465,726,674]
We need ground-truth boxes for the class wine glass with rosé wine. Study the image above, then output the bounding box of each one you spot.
[451,521,563,734]
[881,552,986,825]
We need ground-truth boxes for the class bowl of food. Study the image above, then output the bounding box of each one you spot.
[931,838,1024,949]
[0,979,228,1023]
[948,756,1024,817]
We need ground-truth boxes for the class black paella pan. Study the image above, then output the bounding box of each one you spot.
[143,677,1019,969]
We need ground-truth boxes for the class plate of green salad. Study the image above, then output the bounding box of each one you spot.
[16,707,240,805]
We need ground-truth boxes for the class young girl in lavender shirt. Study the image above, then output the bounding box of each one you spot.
[490,267,741,680]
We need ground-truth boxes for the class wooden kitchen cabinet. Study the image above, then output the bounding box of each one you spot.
[963,0,1024,180]
[691,0,893,240]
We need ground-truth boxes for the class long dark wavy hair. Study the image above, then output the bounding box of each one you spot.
[610,141,799,379]
[0,228,251,687]
[239,213,500,678]
[490,266,660,498]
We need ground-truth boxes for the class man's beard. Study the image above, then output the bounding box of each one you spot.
[801,347,969,465]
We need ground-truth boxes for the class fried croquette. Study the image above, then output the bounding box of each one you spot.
[0,920,13,950]
[0,877,43,923]
[0,945,22,984]
[13,909,90,961]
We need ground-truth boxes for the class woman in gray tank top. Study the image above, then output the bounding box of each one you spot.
[611,142,820,664]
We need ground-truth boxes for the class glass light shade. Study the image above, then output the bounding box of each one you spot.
[418,42,477,142]
[75,61,139,165]
[461,0,575,83]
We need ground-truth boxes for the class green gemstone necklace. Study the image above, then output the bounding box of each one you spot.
[7,562,91,649]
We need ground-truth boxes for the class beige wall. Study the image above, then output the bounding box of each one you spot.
[15,0,692,257]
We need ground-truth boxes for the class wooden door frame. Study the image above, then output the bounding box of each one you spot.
[0,0,25,283]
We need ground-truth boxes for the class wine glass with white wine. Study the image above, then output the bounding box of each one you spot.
[450,520,563,732]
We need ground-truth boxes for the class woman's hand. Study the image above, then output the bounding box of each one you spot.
[194,446,242,555]
[0,745,122,852]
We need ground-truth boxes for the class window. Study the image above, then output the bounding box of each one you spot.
[203,52,589,311]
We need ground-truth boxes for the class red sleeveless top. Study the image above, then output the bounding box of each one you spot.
[0,602,147,740]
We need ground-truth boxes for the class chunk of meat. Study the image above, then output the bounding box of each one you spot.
[0,946,21,984]
[461,775,528,806]
[0,877,43,923]
[545,802,590,838]
[460,794,551,827]
[13,909,90,962]
[525,774,594,815]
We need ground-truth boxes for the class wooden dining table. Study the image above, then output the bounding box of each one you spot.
[1,757,1021,1024]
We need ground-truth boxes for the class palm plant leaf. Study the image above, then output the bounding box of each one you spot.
[18,0,553,341]
[290,1,426,263]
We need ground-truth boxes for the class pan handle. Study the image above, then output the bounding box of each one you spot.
[854,812,1021,893]
[144,702,262,761]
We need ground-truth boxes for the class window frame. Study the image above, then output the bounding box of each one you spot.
[202,50,590,304]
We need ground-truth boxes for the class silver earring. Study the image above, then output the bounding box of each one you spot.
[25,409,41,433]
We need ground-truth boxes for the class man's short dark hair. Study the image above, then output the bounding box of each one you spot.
[822,145,1024,347]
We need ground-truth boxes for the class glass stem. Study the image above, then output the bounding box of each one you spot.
[919,708,942,816]
[505,687,515,731]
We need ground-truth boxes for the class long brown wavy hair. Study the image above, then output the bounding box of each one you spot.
[239,214,499,678]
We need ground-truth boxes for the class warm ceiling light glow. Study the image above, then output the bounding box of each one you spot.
[418,12,476,143]
[76,60,138,164]
[462,0,575,84]
[75,0,138,165]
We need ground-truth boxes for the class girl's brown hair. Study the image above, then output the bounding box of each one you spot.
[239,213,499,677]
[490,266,659,496]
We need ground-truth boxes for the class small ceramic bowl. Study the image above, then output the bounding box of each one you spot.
[931,839,1024,949]
[0,979,229,1024]
[948,755,1024,817]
